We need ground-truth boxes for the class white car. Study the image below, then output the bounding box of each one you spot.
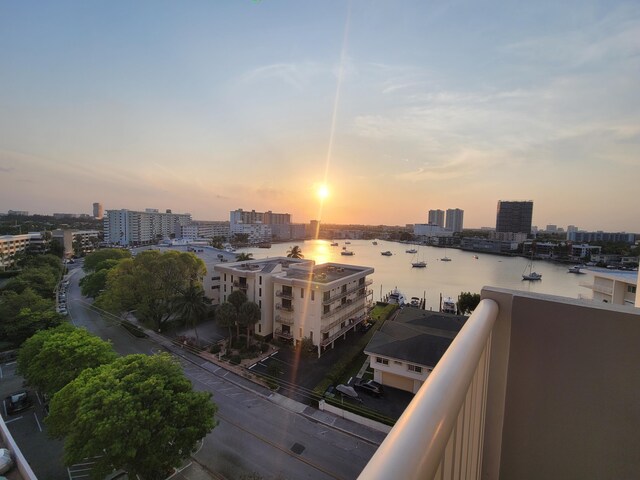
[0,448,13,474]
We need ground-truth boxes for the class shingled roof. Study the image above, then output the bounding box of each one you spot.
[364,308,468,367]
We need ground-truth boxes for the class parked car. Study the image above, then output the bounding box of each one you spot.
[5,391,33,414]
[354,380,384,397]
[0,448,13,475]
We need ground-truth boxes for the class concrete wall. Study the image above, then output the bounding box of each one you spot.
[482,288,640,480]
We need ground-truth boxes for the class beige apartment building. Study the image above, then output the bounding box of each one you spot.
[215,257,374,356]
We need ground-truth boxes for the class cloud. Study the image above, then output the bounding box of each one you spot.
[240,62,324,91]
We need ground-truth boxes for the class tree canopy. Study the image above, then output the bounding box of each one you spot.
[46,353,217,480]
[0,288,60,346]
[215,302,238,344]
[286,245,304,259]
[235,252,253,262]
[83,248,131,272]
[238,301,261,346]
[18,324,117,397]
[458,292,481,314]
[96,251,206,331]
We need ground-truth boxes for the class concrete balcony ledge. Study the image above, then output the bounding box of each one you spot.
[358,287,640,480]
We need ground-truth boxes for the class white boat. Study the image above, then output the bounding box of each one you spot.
[388,288,406,306]
[405,248,417,254]
[411,261,427,268]
[522,255,542,281]
[381,251,392,256]
[440,256,452,262]
[568,265,585,274]
[441,296,457,314]
[341,250,355,256]
[473,255,479,259]
[410,297,421,307]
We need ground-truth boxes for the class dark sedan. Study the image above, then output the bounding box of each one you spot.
[354,380,384,397]
[5,391,33,415]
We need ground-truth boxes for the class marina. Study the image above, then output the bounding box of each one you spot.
[237,239,599,311]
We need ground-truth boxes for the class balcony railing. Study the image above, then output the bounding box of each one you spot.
[232,281,248,290]
[275,290,294,299]
[358,299,498,480]
[275,314,294,326]
[322,290,371,319]
[274,328,293,339]
[322,279,373,305]
[320,313,367,347]
[275,303,294,312]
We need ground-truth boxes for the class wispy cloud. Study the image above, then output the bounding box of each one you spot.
[240,62,324,91]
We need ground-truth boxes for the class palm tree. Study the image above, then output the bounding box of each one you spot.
[173,285,210,345]
[216,302,237,346]
[227,290,248,339]
[235,252,253,262]
[238,301,261,347]
[286,245,304,259]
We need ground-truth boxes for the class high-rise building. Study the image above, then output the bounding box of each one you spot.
[230,208,291,225]
[428,209,445,227]
[496,201,533,234]
[93,202,103,219]
[104,209,191,246]
[445,209,464,233]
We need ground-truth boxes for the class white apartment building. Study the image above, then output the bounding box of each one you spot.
[0,233,42,270]
[230,209,291,225]
[176,221,230,240]
[229,223,272,244]
[580,270,637,307]
[104,209,191,246]
[215,257,374,356]
[445,208,464,233]
[413,223,454,238]
[570,244,602,259]
[428,210,445,227]
[52,229,100,258]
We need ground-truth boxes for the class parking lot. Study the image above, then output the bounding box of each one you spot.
[0,360,67,479]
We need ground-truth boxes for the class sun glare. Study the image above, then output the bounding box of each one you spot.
[318,184,329,200]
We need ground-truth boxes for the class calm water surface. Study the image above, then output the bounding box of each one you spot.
[238,239,589,309]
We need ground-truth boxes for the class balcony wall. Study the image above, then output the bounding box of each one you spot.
[358,287,640,480]
[482,287,640,480]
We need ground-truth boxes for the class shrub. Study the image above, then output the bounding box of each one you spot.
[260,343,270,353]
[230,354,241,365]
[210,344,221,354]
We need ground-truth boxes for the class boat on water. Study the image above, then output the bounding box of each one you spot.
[568,265,585,274]
[412,260,427,268]
[341,250,355,256]
[473,255,479,259]
[441,296,457,314]
[405,248,417,254]
[345,241,351,244]
[388,288,406,306]
[522,255,542,281]
[372,241,378,245]
[330,242,339,246]
[257,242,272,248]
[440,256,452,262]
[381,251,392,256]
[410,297,421,307]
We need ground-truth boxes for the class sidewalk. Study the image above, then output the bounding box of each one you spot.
[139,325,388,447]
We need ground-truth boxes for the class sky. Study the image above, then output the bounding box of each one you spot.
[0,1,638,231]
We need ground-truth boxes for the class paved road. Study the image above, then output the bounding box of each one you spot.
[66,265,379,480]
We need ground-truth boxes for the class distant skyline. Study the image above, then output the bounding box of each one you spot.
[1,1,639,231]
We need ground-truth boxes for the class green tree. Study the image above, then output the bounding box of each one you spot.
[46,353,216,480]
[173,285,211,344]
[96,251,206,331]
[79,269,110,298]
[458,292,481,314]
[235,252,253,262]
[83,248,131,272]
[3,266,59,299]
[286,245,304,259]
[238,301,261,347]
[227,290,248,339]
[18,324,117,397]
[3,308,63,347]
[215,302,238,346]
[233,233,250,244]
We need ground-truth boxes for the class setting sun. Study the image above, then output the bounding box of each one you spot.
[317,184,330,200]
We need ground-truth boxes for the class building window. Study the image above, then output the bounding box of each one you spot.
[224,274,227,281]
[323,291,330,302]
[301,288,304,299]
[341,322,346,329]
[224,285,227,293]
[259,276,262,285]
[299,328,302,338]
[628,285,636,294]
[359,277,365,285]
[259,300,262,309]
[258,324,261,333]
[376,357,389,365]
[341,284,347,293]
[323,332,329,340]
[259,288,262,297]
[323,305,330,314]
[311,290,314,301]
[408,364,423,374]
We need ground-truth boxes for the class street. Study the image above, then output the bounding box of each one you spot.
[64,264,379,480]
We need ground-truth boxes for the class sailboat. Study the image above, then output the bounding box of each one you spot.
[522,254,542,281]
[440,247,451,262]
[411,249,427,268]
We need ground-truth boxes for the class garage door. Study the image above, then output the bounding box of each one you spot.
[381,371,414,393]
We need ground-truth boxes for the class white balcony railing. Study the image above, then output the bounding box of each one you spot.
[358,299,498,480]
